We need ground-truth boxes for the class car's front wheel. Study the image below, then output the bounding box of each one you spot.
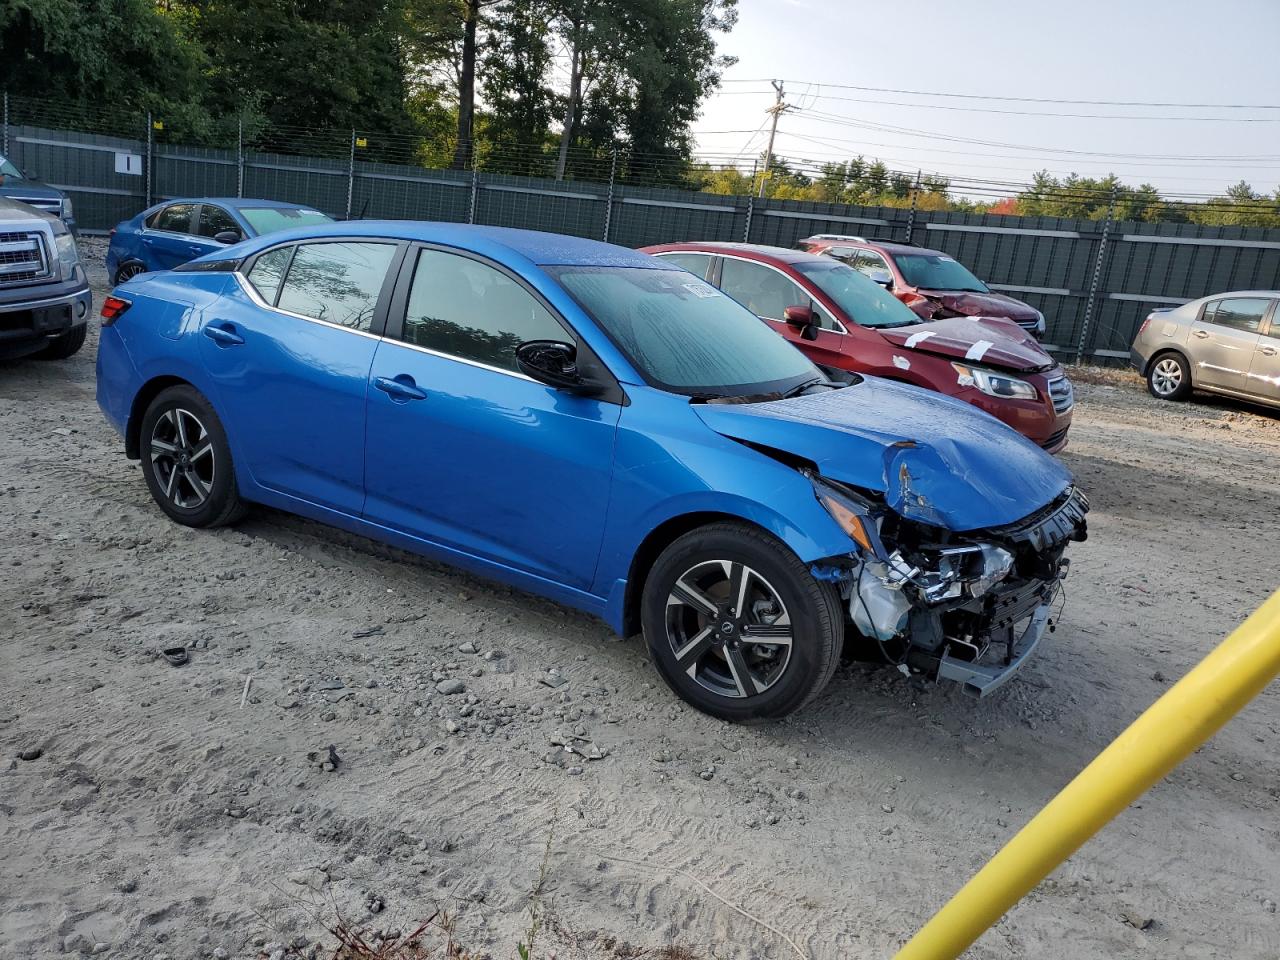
[139,385,246,528]
[641,523,843,721]
[1147,352,1192,401]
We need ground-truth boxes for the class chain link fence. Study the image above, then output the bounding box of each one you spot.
[4,93,1278,362]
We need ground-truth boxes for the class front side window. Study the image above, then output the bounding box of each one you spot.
[401,249,566,371]
[246,246,292,304]
[239,206,334,236]
[718,258,841,331]
[1204,297,1270,334]
[276,241,396,331]
[551,266,817,397]
[894,253,988,293]
[851,250,890,277]
[793,261,919,329]
[654,252,712,279]
[152,203,195,234]
[197,204,240,239]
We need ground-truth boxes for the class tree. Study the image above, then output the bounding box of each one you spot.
[479,0,557,174]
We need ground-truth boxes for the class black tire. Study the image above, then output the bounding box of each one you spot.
[115,262,148,284]
[138,385,246,528]
[1146,351,1192,401]
[641,522,843,721]
[33,324,87,360]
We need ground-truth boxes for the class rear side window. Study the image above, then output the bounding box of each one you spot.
[276,241,396,331]
[399,249,566,372]
[151,203,195,234]
[197,204,240,239]
[1204,297,1269,334]
[654,252,712,279]
[246,246,292,304]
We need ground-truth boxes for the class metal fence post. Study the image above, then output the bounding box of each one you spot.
[602,147,617,242]
[1076,190,1117,365]
[905,169,921,243]
[236,116,245,199]
[345,129,356,220]
[145,111,153,209]
[742,160,757,242]
[468,168,479,224]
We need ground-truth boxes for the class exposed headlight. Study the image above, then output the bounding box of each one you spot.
[811,475,881,555]
[55,232,80,278]
[952,362,1039,401]
[61,196,74,219]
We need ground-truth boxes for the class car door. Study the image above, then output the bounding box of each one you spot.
[197,238,402,514]
[1189,296,1270,392]
[715,255,847,369]
[362,245,621,590]
[1245,299,1280,402]
[141,203,209,270]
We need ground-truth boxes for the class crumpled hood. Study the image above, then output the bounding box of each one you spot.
[923,289,1038,321]
[695,378,1072,531]
[878,316,1053,373]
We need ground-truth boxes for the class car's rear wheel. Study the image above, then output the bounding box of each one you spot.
[1147,352,1191,401]
[33,324,87,360]
[139,385,246,528]
[115,262,147,284]
[641,522,842,721]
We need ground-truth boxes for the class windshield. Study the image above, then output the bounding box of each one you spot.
[551,266,818,397]
[239,206,333,235]
[895,253,988,292]
[792,261,919,329]
[0,156,24,180]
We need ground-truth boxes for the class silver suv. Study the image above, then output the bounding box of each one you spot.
[0,198,91,360]
[1130,291,1280,409]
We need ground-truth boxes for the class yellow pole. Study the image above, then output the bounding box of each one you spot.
[895,587,1280,960]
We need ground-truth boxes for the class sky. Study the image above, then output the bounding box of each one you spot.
[692,0,1280,200]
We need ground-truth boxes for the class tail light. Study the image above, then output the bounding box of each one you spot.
[1137,314,1155,337]
[100,296,132,326]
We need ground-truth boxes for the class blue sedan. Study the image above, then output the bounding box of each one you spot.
[95,222,1087,719]
[105,198,332,284]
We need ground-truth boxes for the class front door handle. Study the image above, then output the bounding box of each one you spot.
[1262,346,1278,357]
[374,375,427,402]
[203,323,244,347]
[1192,329,1210,339]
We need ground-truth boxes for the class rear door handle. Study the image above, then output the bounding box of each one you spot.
[374,375,427,402]
[203,323,244,347]
[1192,329,1210,339]
[1262,346,1278,356]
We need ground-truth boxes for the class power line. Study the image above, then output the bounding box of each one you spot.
[716,78,1280,111]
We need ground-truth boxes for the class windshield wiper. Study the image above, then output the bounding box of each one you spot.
[780,377,825,400]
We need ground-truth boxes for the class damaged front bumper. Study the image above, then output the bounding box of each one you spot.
[813,478,1088,698]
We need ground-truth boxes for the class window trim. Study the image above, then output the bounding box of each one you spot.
[1261,299,1280,340]
[237,237,407,339]
[382,242,627,404]
[712,252,849,335]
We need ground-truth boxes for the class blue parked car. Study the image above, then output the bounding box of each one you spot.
[95,223,1087,719]
[105,198,332,284]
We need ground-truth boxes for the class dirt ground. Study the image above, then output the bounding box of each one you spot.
[2,245,1279,960]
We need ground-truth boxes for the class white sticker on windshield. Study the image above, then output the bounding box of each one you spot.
[683,281,719,299]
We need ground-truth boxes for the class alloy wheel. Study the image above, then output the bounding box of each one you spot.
[1151,357,1183,396]
[150,408,215,509]
[117,263,147,282]
[664,560,793,699]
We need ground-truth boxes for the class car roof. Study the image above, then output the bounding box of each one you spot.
[807,236,945,258]
[648,241,829,265]
[160,198,324,211]
[232,221,666,268]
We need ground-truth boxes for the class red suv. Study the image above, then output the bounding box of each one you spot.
[798,234,1046,338]
[641,242,1073,452]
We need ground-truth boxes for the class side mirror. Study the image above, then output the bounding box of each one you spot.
[213,229,242,245]
[867,268,893,288]
[783,304,820,342]
[516,340,592,391]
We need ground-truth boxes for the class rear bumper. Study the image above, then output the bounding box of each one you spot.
[1129,347,1149,374]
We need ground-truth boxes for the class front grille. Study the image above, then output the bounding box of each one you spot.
[0,231,51,287]
[8,196,61,214]
[1046,375,1073,414]
[1039,427,1069,450]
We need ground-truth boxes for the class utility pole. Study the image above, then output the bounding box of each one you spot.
[758,80,787,199]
